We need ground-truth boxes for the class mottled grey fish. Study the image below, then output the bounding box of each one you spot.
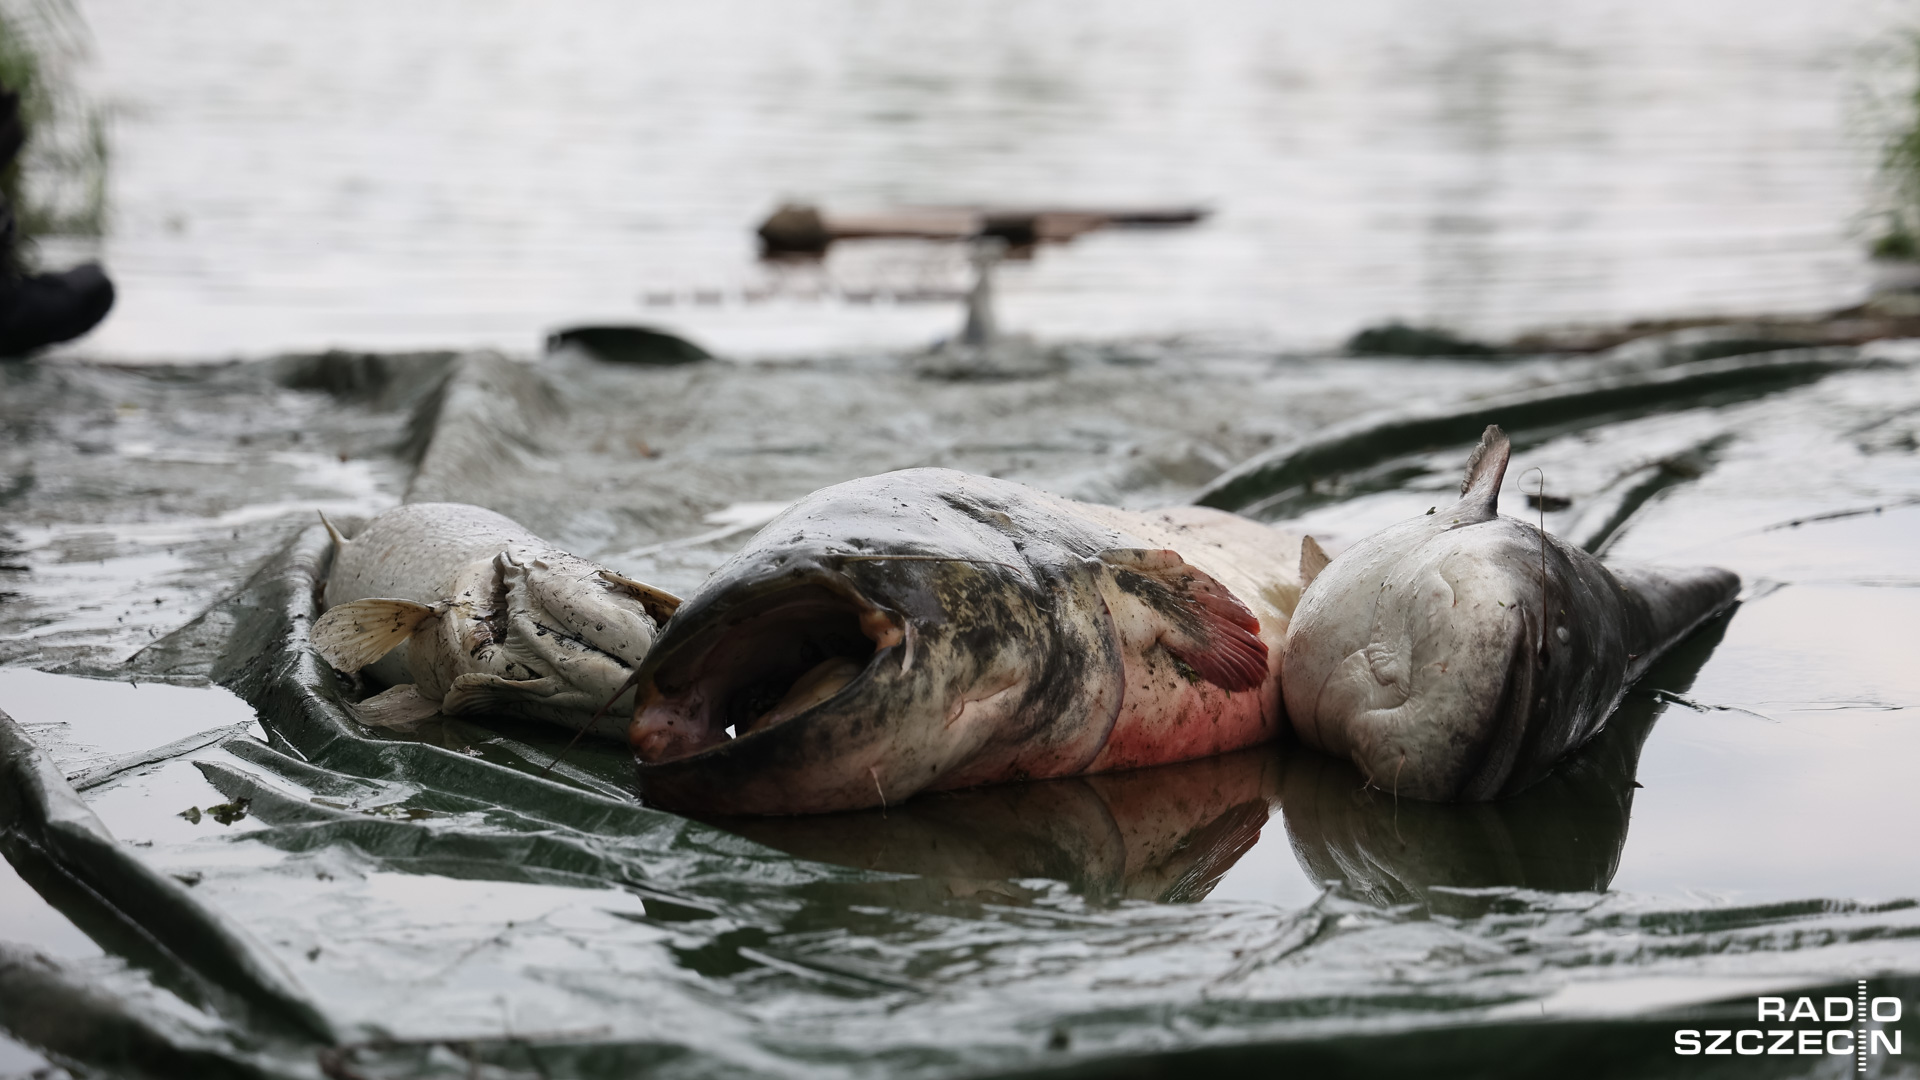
[629,468,1308,815]
[1280,426,1739,801]
[313,503,680,735]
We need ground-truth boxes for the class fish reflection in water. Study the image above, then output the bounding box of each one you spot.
[713,611,1731,907]
[712,747,1284,905]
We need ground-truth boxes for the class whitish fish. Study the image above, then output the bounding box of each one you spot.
[628,468,1308,815]
[313,503,681,735]
[1280,425,1739,801]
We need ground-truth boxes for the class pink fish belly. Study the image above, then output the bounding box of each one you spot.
[1084,649,1284,773]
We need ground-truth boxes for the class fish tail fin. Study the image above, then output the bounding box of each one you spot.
[311,598,440,673]
[1610,563,1742,667]
[1458,424,1511,518]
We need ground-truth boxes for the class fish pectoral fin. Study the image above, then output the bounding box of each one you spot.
[442,672,561,716]
[311,598,441,673]
[596,569,683,623]
[1097,548,1269,693]
[1299,535,1331,587]
[944,674,1024,731]
[352,684,442,730]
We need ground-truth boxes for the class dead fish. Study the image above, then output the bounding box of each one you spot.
[312,503,680,735]
[628,468,1308,815]
[1280,425,1739,802]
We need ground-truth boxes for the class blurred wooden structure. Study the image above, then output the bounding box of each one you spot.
[757,202,1208,255]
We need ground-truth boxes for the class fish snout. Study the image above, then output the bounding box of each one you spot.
[512,559,666,664]
[628,569,906,770]
[631,681,729,760]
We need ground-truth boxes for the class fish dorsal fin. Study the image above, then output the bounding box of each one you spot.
[1299,535,1331,587]
[597,569,683,623]
[1457,424,1511,518]
[318,511,349,555]
[311,598,440,673]
[1098,548,1269,693]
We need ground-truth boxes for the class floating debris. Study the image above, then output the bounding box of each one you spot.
[1346,322,1498,358]
[545,325,710,365]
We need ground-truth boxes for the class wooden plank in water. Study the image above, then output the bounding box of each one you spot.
[757,202,1207,253]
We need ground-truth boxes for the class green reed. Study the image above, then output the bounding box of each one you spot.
[1872,31,1920,260]
[0,0,106,269]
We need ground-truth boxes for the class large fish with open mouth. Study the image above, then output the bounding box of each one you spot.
[1280,426,1739,802]
[313,503,682,735]
[628,469,1309,815]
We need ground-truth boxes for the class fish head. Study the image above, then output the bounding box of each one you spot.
[1282,425,1571,800]
[479,549,680,716]
[1285,425,1740,802]
[1282,511,1560,800]
[629,471,1054,814]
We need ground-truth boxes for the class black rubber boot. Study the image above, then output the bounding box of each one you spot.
[0,260,114,357]
[0,83,116,358]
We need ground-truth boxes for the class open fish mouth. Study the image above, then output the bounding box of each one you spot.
[631,573,902,763]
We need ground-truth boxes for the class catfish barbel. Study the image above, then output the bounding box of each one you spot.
[628,469,1310,814]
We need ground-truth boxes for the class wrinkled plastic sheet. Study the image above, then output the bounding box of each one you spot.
[4,342,1920,1078]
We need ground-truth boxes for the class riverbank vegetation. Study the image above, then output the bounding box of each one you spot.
[1871,31,1920,260]
[0,0,105,268]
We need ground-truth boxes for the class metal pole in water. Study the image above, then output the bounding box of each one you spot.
[960,237,1006,346]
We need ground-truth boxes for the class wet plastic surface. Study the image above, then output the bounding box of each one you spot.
[2,342,1919,1077]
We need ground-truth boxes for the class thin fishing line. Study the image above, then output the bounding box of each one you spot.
[538,676,634,780]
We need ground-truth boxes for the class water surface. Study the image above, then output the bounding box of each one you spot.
[53,0,1906,359]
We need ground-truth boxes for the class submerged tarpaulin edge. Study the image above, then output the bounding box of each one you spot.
[0,942,311,1080]
[206,521,808,851]
[1193,347,1894,512]
[0,706,337,1046]
[5,347,1920,1076]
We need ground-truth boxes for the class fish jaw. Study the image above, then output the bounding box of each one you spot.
[396,551,661,732]
[629,558,888,751]
[510,547,666,665]
[628,549,1049,814]
[490,547,662,715]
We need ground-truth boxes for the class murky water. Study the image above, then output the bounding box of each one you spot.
[46,0,1909,359]
[1,343,1917,1076]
